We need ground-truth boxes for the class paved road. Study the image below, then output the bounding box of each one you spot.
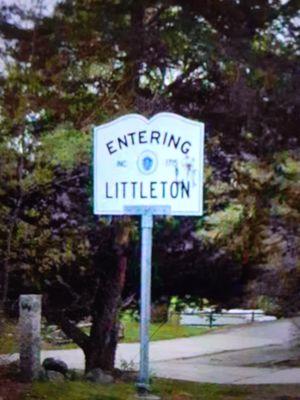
[1,317,300,384]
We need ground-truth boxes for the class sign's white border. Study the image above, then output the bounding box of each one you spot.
[93,112,204,216]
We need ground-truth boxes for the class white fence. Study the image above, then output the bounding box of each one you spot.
[179,309,277,327]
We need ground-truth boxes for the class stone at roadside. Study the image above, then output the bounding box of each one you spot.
[46,370,65,382]
[67,368,84,381]
[134,394,161,400]
[19,294,42,381]
[85,368,114,384]
[42,357,68,376]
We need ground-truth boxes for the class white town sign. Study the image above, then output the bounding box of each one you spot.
[93,112,205,392]
[93,112,204,215]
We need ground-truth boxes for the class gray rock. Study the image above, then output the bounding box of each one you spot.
[37,368,48,381]
[42,357,68,376]
[46,370,65,382]
[85,368,114,384]
[134,395,161,400]
[67,368,84,381]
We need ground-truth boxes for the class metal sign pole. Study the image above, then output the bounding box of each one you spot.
[138,211,153,390]
[124,206,170,396]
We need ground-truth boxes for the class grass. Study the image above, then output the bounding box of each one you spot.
[23,379,300,400]
[122,321,211,343]
[51,322,211,350]
[72,321,211,348]
[22,380,248,400]
[0,318,19,354]
[0,318,212,353]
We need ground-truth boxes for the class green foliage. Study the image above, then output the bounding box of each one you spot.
[120,321,210,343]
[27,380,249,400]
[0,318,18,354]
[29,380,300,400]
[198,204,244,242]
[28,381,134,400]
[0,0,299,356]
[40,127,92,169]
[255,296,282,316]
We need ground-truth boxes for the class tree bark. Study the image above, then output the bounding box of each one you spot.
[0,223,12,310]
[0,210,19,310]
[83,218,131,372]
[49,311,89,353]
[84,252,128,372]
[44,220,131,373]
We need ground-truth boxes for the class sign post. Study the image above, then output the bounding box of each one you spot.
[124,205,170,391]
[140,211,152,389]
[93,113,204,393]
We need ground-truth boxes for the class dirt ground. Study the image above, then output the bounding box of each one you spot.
[0,364,29,400]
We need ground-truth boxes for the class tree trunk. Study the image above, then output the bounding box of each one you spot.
[47,219,131,373]
[0,213,17,313]
[84,318,119,372]
[85,246,128,372]
[0,149,24,313]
